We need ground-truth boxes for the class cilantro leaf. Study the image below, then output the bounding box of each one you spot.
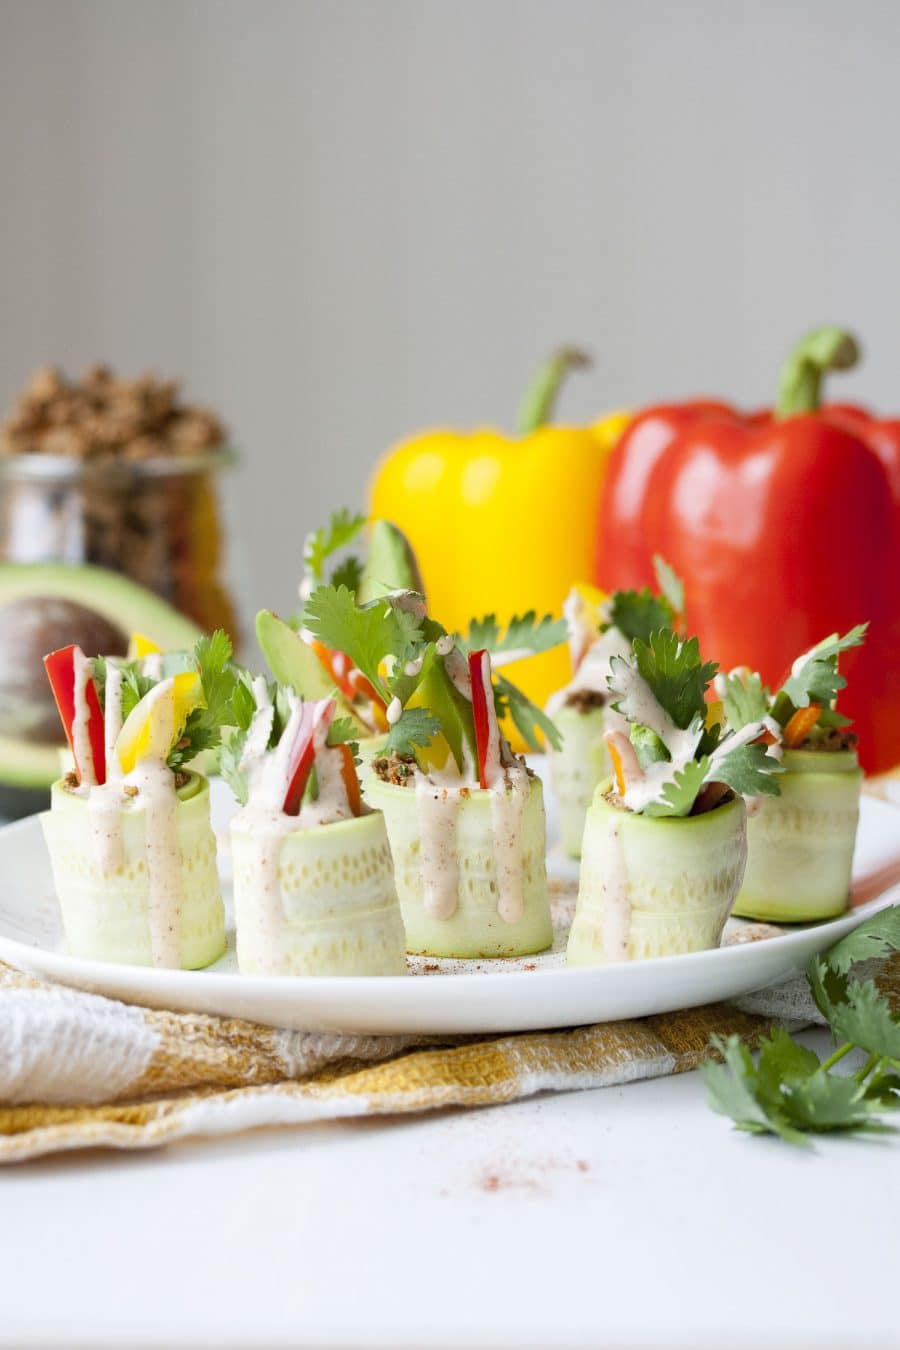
[331,554,364,593]
[218,733,249,806]
[706,740,782,798]
[779,624,867,712]
[303,509,366,585]
[702,1035,807,1144]
[608,588,674,645]
[327,716,361,748]
[494,673,562,752]
[632,631,717,731]
[463,611,567,659]
[822,907,900,976]
[630,724,669,770]
[719,671,770,729]
[652,554,684,617]
[384,707,442,757]
[809,961,900,1062]
[643,756,709,817]
[169,630,237,771]
[303,585,423,704]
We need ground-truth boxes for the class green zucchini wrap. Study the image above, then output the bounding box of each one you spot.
[548,705,609,858]
[567,784,747,964]
[40,772,225,969]
[231,808,407,976]
[733,748,861,922]
[366,773,552,958]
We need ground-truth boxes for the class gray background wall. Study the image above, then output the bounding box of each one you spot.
[2,0,899,622]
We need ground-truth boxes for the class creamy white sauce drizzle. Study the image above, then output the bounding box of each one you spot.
[71,649,96,786]
[444,646,472,700]
[546,624,632,718]
[386,696,402,725]
[489,764,529,924]
[103,662,124,782]
[435,634,454,657]
[404,656,424,678]
[415,777,461,920]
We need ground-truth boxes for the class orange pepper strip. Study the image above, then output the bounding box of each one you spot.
[339,743,362,816]
[607,736,627,796]
[782,703,821,749]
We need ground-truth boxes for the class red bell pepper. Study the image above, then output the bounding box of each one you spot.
[468,649,500,788]
[43,645,106,785]
[282,700,335,816]
[595,327,899,774]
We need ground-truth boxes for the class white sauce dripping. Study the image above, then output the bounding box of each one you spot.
[546,624,632,718]
[386,696,402,725]
[489,764,529,924]
[415,777,461,920]
[71,649,97,786]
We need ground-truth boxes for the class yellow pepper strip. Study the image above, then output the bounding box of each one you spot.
[115,671,204,775]
[369,349,630,747]
[128,632,162,661]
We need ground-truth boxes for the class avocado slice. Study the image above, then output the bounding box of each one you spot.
[255,609,369,736]
[357,520,424,604]
[407,645,476,775]
[0,562,204,804]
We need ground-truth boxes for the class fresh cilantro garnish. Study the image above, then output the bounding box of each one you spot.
[120,664,156,722]
[494,673,562,752]
[384,707,442,757]
[719,671,769,728]
[609,631,715,740]
[652,554,684,617]
[607,589,674,646]
[331,554,364,593]
[326,715,361,765]
[169,629,238,771]
[643,758,708,818]
[706,740,782,799]
[303,509,366,586]
[303,584,424,704]
[777,624,867,718]
[463,611,567,660]
[703,904,900,1143]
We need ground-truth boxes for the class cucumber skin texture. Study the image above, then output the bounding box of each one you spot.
[366,776,553,958]
[548,706,609,858]
[568,789,747,965]
[733,749,862,923]
[40,774,225,969]
[231,810,407,976]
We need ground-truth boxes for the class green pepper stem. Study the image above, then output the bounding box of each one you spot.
[517,347,592,435]
[775,326,860,418]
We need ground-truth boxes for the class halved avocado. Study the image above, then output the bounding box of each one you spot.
[0,562,202,800]
[357,520,424,604]
[255,609,369,735]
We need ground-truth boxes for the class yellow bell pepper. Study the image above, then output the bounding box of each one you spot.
[369,349,629,746]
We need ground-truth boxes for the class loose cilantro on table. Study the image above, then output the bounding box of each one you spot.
[703,905,900,1143]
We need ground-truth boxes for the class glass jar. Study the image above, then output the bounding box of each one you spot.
[0,447,240,636]
[0,448,243,818]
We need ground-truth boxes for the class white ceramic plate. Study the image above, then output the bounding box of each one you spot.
[1,769,898,1035]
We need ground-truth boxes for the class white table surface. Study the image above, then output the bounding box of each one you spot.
[1,1027,897,1350]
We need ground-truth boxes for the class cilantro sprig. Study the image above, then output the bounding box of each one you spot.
[721,625,867,737]
[463,611,567,660]
[606,629,781,816]
[303,509,366,588]
[703,905,900,1143]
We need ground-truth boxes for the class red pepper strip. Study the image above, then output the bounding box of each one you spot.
[43,644,106,786]
[282,699,336,816]
[468,649,500,789]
